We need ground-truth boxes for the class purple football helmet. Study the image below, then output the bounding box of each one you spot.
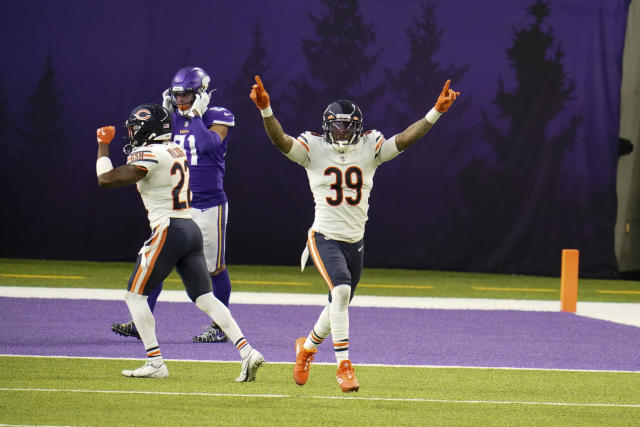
[169,66,211,116]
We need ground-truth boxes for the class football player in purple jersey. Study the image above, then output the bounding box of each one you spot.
[111,67,236,343]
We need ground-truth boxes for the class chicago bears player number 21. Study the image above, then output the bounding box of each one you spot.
[96,104,263,380]
[250,75,459,393]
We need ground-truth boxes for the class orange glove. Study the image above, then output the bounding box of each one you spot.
[434,80,460,113]
[97,126,115,144]
[250,75,270,109]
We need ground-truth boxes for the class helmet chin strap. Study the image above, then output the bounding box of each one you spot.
[332,139,354,153]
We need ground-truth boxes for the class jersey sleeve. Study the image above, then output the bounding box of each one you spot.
[285,132,311,167]
[373,130,401,165]
[203,107,235,127]
[126,147,159,173]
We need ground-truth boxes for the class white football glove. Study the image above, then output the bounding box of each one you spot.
[162,88,174,113]
[190,90,210,117]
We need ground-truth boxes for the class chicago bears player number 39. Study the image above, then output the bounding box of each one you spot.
[250,75,459,393]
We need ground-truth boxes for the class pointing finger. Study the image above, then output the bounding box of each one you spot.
[255,75,264,90]
[441,79,450,95]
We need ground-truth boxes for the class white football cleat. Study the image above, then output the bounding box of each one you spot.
[121,362,169,379]
[235,349,265,382]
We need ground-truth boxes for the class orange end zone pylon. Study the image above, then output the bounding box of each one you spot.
[560,249,579,313]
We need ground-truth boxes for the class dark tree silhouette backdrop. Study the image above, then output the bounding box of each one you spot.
[0,0,629,278]
[456,0,617,277]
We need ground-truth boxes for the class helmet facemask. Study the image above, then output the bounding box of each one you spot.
[322,100,363,154]
[325,120,362,153]
[170,89,197,116]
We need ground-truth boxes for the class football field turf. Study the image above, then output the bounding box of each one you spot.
[0,259,639,425]
[1,356,639,426]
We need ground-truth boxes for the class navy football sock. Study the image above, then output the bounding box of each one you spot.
[147,282,162,312]
[212,270,231,307]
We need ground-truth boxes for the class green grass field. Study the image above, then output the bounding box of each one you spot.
[1,357,639,426]
[2,257,640,302]
[1,258,639,426]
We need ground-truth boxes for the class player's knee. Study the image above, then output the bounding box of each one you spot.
[187,289,208,303]
[195,292,220,311]
[124,292,150,315]
[331,285,351,307]
[195,292,210,308]
[124,291,145,305]
[124,291,134,303]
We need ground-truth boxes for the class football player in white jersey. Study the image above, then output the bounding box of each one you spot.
[250,76,459,393]
[111,66,237,344]
[95,104,264,381]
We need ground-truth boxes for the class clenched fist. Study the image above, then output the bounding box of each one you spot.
[97,126,115,144]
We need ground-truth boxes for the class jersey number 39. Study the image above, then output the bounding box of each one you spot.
[324,166,363,206]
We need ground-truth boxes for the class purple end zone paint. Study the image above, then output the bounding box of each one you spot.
[0,298,638,371]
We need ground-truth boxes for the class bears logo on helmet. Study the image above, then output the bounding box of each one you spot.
[134,108,152,121]
[123,104,172,154]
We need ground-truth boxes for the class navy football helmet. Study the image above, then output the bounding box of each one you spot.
[322,100,363,153]
[123,104,172,154]
[169,66,210,116]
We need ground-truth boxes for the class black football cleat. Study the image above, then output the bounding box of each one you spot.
[111,321,141,339]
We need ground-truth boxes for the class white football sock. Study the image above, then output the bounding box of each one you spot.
[124,291,162,364]
[195,293,246,351]
[330,285,351,364]
[305,304,331,350]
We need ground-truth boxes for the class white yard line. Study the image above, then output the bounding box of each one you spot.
[4,353,640,373]
[0,386,638,407]
[0,286,638,328]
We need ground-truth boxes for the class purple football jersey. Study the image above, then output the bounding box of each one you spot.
[172,107,235,209]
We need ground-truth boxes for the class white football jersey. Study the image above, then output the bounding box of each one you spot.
[288,130,398,242]
[126,142,192,228]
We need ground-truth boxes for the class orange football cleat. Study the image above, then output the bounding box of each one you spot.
[293,337,317,386]
[336,359,359,393]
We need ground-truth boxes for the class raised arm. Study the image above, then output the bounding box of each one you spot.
[249,75,296,154]
[95,126,147,188]
[394,79,460,152]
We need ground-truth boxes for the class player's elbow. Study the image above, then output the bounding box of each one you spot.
[97,175,112,188]
[394,134,409,152]
[271,138,288,153]
[97,174,119,188]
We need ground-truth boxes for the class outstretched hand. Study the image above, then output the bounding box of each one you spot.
[434,79,460,113]
[97,126,115,144]
[250,75,270,109]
